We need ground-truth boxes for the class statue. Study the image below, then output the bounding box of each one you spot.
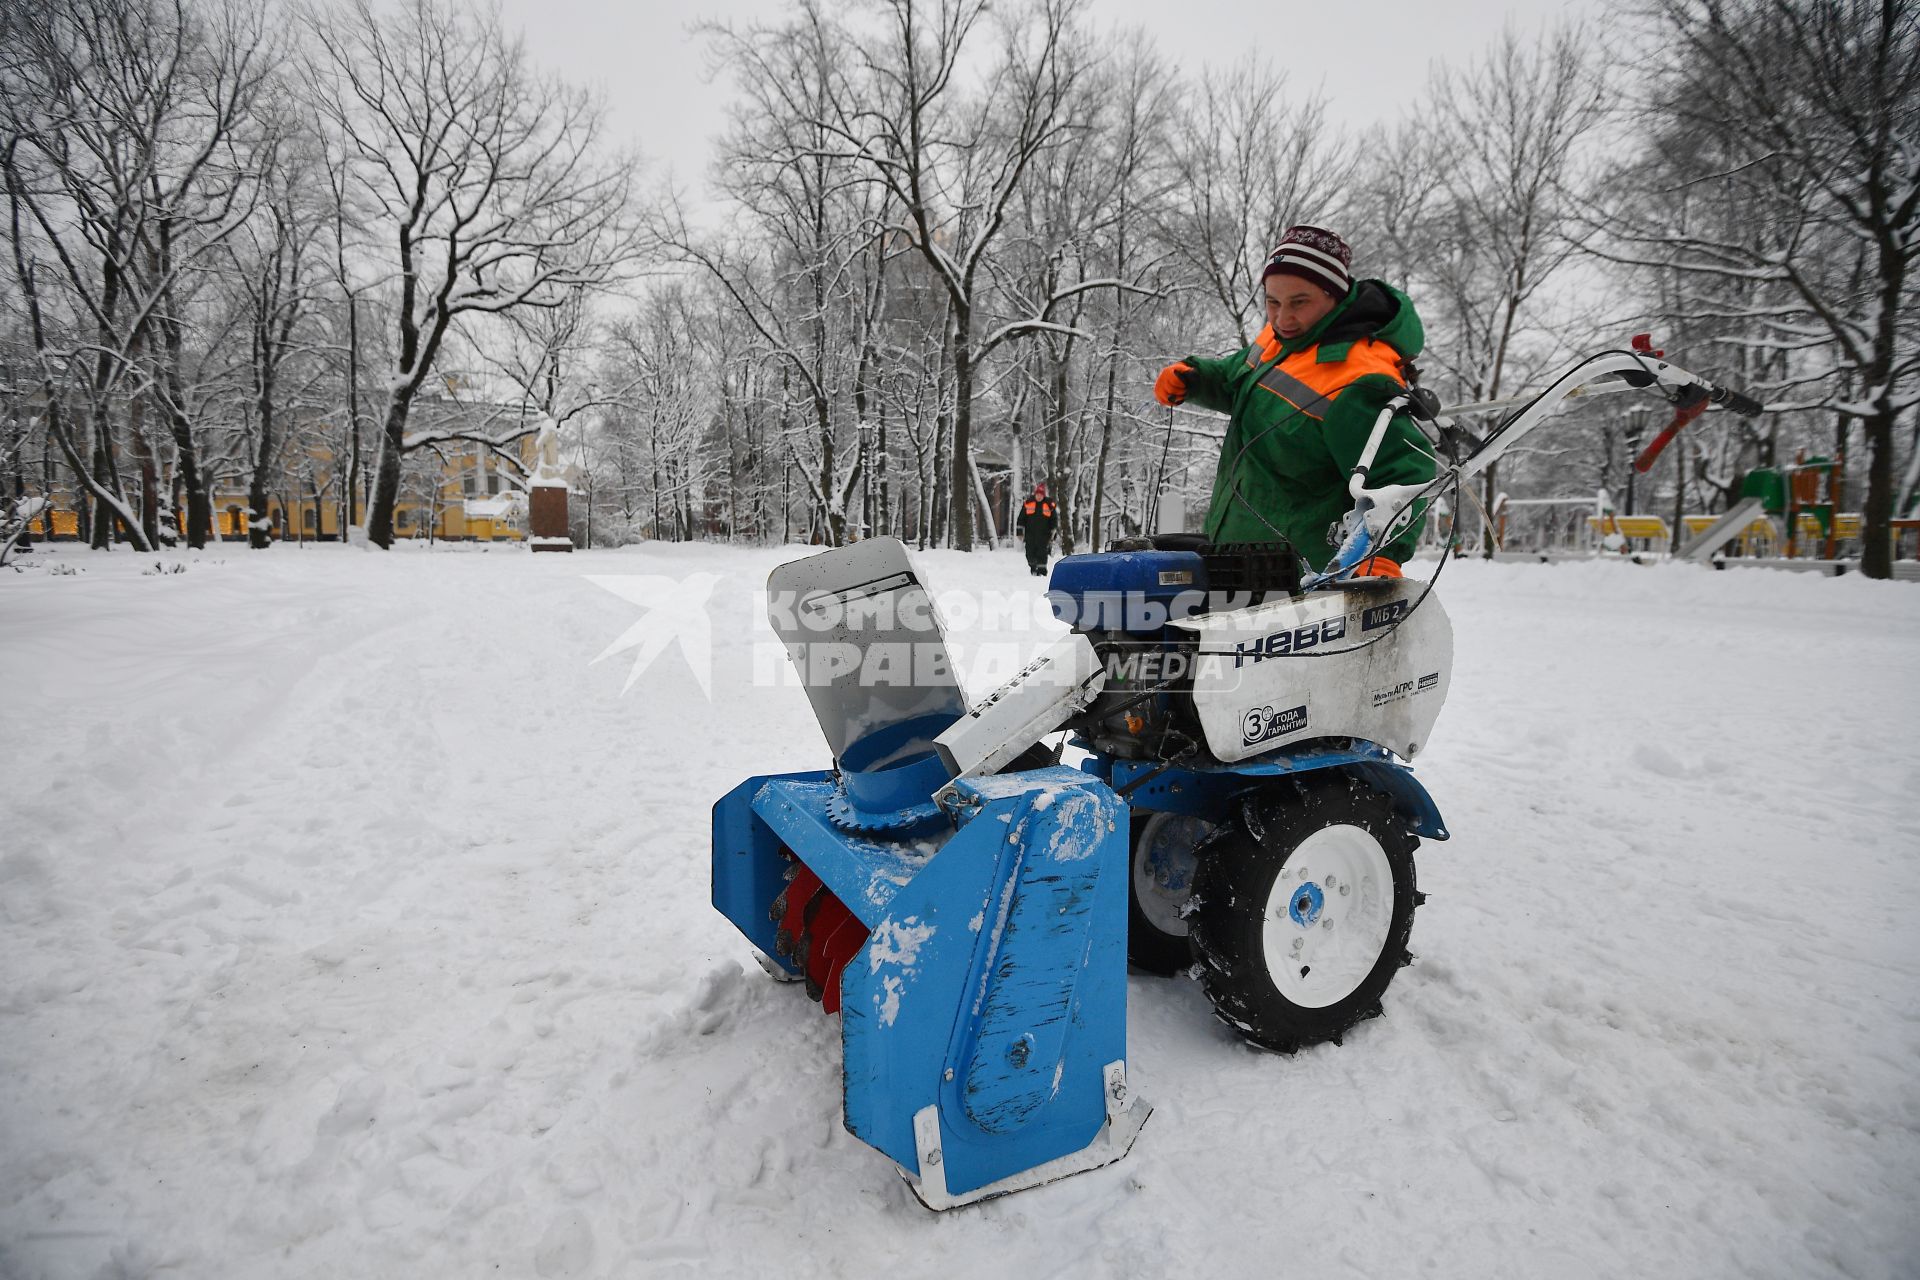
[534,422,566,485]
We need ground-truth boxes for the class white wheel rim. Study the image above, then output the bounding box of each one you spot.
[1262,824,1393,1009]
[1133,813,1211,937]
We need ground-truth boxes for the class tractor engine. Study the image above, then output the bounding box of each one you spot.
[1045,541,1302,763]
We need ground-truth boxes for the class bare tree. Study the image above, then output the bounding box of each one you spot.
[601,284,720,541]
[1,0,276,550]
[778,0,1133,550]
[312,104,373,536]
[227,114,327,548]
[302,0,640,548]
[1400,23,1607,553]
[992,33,1178,551]
[1598,0,1918,579]
[675,7,885,546]
[1160,57,1353,349]
[459,275,641,526]
[1077,37,1178,550]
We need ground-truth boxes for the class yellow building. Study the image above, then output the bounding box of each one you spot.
[390,437,538,543]
[28,430,543,545]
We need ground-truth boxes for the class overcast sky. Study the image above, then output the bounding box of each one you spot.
[495,0,1599,200]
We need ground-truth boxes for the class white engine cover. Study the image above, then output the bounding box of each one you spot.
[1170,580,1453,763]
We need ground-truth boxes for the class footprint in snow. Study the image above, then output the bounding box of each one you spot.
[534,1212,595,1277]
[1630,741,1689,777]
[690,963,749,1034]
[90,1240,173,1280]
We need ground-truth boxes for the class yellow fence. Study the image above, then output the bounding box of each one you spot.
[1596,511,1876,558]
[1587,515,1671,543]
[1789,513,1863,550]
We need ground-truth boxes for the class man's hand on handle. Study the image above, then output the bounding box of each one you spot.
[1353,556,1402,579]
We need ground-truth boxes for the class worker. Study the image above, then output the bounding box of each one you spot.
[1154,224,1435,575]
[1015,482,1057,577]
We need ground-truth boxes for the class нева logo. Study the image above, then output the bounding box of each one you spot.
[584,573,722,696]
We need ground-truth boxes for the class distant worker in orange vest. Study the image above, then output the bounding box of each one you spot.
[1153,225,1435,576]
[1015,482,1057,577]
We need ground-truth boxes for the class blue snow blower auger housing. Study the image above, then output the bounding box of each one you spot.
[712,539,1149,1210]
[712,347,1767,1210]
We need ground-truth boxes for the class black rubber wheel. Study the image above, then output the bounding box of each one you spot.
[1126,810,1220,975]
[1189,773,1419,1053]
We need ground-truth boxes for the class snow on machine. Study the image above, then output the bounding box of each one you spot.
[711,347,1763,1208]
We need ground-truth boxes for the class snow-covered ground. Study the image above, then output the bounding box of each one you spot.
[2,541,1917,1280]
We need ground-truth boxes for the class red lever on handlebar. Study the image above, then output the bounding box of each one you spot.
[1634,390,1709,473]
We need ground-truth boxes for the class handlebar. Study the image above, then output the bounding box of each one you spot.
[1707,384,1765,417]
[1304,350,1768,590]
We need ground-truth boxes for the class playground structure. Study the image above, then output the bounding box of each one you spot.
[1478,458,1886,569]
[1432,333,1908,573]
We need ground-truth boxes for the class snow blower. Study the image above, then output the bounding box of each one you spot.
[711,346,1762,1208]
[712,538,1147,1210]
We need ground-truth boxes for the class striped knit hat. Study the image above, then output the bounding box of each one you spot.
[1261,225,1352,298]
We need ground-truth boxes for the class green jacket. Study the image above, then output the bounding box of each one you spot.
[1183,280,1435,568]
